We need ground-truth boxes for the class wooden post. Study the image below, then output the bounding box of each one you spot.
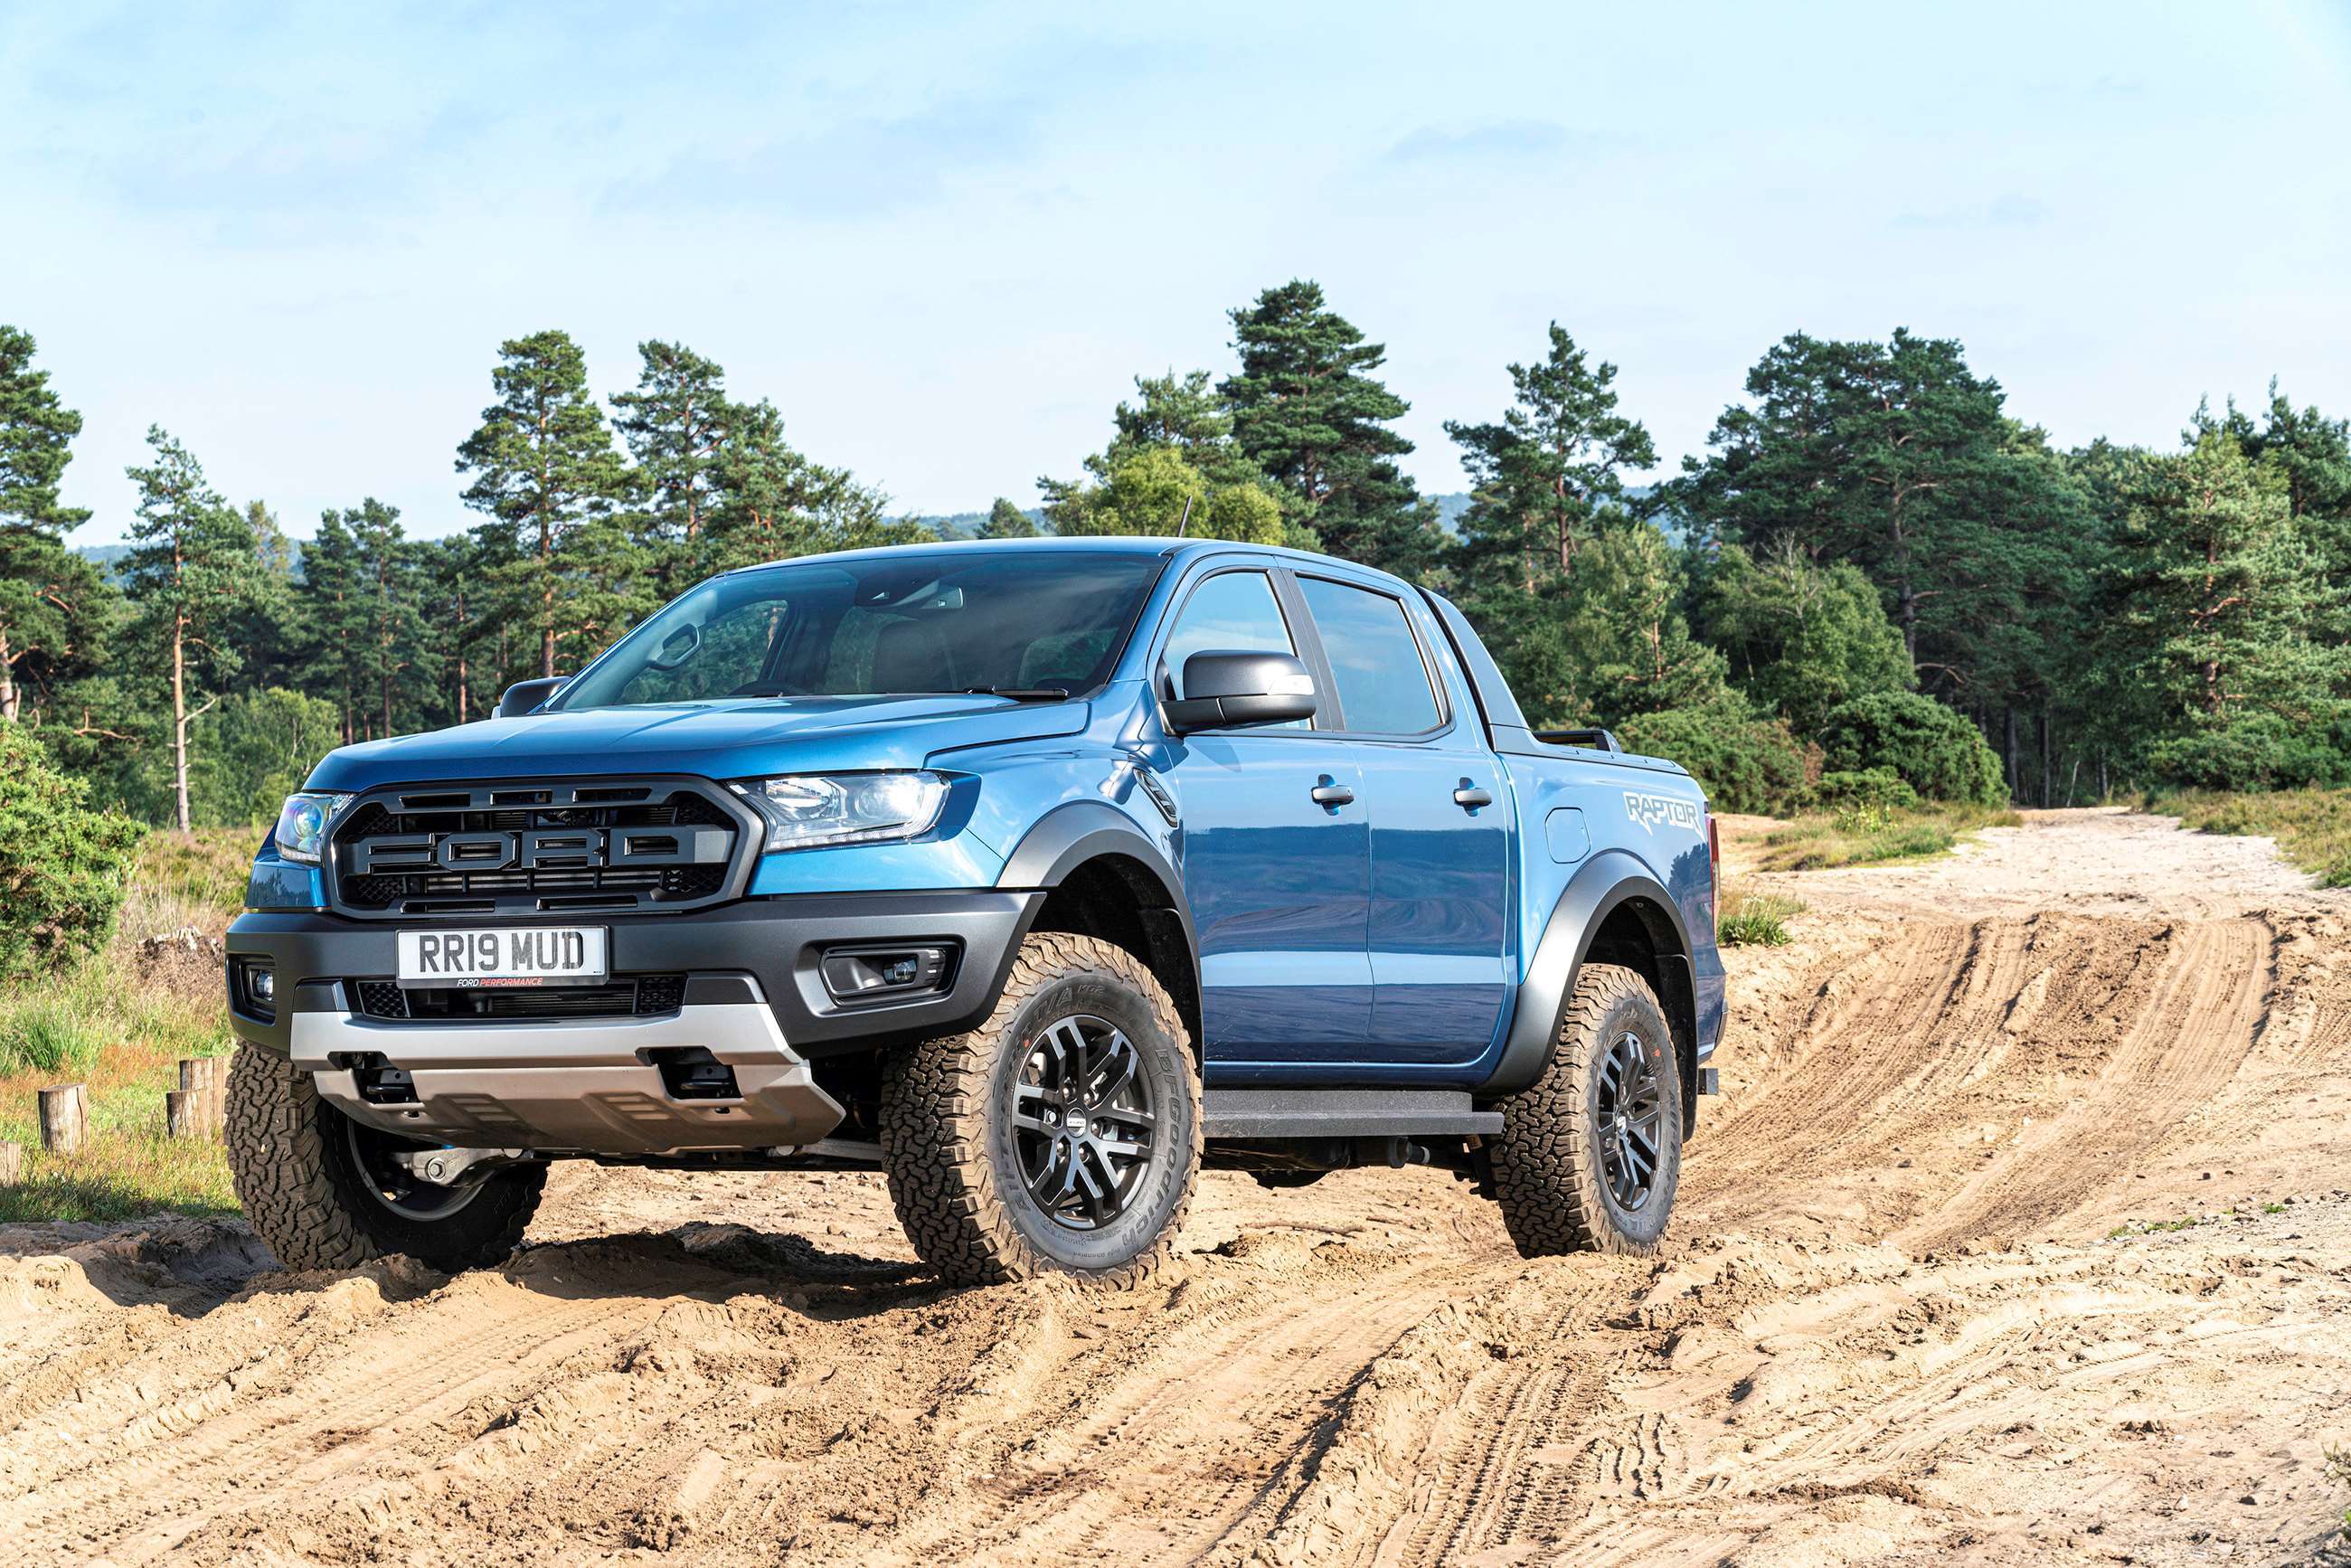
[180,1057,225,1134]
[38,1084,88,1156]
[0,1142,21,1183]
[165,1090,199,1139]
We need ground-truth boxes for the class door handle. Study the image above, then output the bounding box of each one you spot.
[1453,784,1494,810]
[1310,779,1356,808]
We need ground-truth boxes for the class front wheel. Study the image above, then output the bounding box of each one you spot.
[225,1043,545,1272]
[879,932,1200,1288]
[1489,962,1684,1257]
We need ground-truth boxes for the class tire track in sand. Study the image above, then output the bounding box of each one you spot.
[1898,917,2271,1252]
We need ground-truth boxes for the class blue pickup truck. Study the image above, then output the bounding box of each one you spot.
[224,539,1724,1285]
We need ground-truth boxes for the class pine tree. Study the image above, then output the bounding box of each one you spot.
[297,508,365,741]
[611,340,732,594]
[979,496,1037,538]
[456,330,638,679]
[120,428,261,830]
[0,326,109,724]
[343,499,432,739]
[421,534,488,724]
[1219,281,1437,574]
[2112,430,2344,726]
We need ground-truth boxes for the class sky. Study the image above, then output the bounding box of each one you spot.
[5,0,2349,544]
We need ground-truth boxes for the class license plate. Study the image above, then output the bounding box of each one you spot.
[396,927,609,988]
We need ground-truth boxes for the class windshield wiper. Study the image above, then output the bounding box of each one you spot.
[964,686,1072,702]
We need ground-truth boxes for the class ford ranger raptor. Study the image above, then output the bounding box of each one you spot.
[224,539,1725,1285]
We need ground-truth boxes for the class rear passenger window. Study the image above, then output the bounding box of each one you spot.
[1298,577,1441,734]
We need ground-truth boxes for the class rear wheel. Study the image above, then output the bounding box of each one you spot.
[226,1043,544,1272]
[1490,963,1683,1257]
[879,932,1200,1287]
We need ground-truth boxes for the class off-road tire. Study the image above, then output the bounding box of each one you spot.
[1490,962,1683,1258]
[879,932,1201,1288]
[225,1042,545,1272]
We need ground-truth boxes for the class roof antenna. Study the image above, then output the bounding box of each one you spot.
[1176,495,1194,538]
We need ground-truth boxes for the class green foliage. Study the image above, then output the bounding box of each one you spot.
[1221,281,1439,577]
[1694,539,1913,734]
[1809,768,1920,813]
[1616,693,1808,815]
[0,722,144,981]
[2106,431,2348,781]
[1502,522,1733,729]
[0,325,109,727]
[189,688,341,826]
[1717,888,1804,948]
[1818,691,2006,806]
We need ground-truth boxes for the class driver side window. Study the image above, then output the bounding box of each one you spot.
[1161,570,1309,729]
[617,596,792,704]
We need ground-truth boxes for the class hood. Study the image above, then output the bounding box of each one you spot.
[307,694,1091,791]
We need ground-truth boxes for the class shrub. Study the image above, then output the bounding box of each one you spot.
[0,723,146,981]
[1616,694,1808,815]
[1809,767,1920,813]
[1818,692,2006,806]
[1717,889,1804,948]
[2143,713,2351,793]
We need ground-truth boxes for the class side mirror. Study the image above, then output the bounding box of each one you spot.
[1163,650,1317,733]
[496,675,569,718]
[647,622,701,671]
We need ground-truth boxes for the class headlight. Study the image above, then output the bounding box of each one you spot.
[731,771,949,852]
[272,791,353,864]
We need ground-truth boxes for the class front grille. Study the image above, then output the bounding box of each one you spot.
[352,973,688,1022]
[326,778,750,918]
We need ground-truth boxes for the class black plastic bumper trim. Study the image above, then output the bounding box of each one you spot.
[228,891,1044,1058]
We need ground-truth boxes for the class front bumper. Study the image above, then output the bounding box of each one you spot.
[225,890,1043,1155]
[298,978,844,1154]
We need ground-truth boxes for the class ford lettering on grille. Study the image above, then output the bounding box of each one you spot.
[345,827,731,876]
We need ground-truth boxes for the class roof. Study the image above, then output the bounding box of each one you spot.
[715,534,1410,589]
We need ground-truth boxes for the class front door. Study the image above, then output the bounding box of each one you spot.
[1157,567,1374,1063]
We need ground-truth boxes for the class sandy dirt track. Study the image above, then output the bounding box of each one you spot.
[5,808,2350,1565]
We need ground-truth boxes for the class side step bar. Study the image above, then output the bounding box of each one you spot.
[1203,1087,1503,1140]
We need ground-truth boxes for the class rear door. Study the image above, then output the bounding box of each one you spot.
[1155,563,1374,1063]
[1291,572,1513,1066]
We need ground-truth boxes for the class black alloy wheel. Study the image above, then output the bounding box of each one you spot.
[1595,1028,1667,1213]
[1012,1014,1157,1230]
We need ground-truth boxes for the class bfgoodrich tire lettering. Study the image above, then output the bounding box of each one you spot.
[225,1042,544,1272]
[880,931,1200,1288]
[1490,962,1683,1257]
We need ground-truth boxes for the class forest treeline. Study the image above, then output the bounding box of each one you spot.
[1,279,2346,831]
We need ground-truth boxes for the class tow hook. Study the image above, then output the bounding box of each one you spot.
[392,1147,531,1187]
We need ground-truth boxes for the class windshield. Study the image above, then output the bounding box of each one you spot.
[552,549,1168,710]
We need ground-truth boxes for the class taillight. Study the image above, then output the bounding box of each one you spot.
[1705,812,1721,930]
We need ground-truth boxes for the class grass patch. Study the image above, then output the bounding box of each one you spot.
[132,827,260,919]
[1752,802,2024,873]
[2141,789,2351,887]
[0,832,242,1223]
[1717,886,1806,947]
